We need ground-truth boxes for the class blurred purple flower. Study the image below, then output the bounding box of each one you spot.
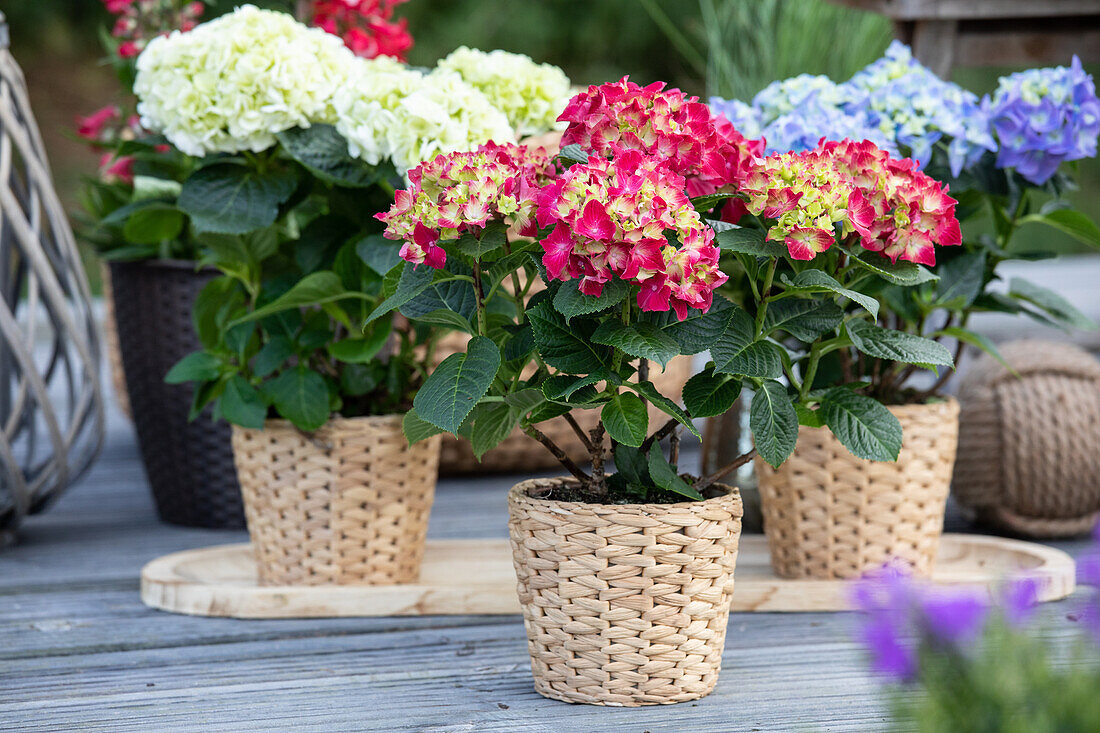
[1002,578,1039,628]
[920,592,990,645]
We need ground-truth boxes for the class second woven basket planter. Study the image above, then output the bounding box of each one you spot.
[757,399,959,580]
[232,416,441,586]
[507,478,743,706]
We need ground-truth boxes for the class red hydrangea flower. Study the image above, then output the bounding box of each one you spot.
[739,138,960,265]
[311,0,413,61]
[558,77,764,198]
[536,149,727,319]
[378,142,555,268]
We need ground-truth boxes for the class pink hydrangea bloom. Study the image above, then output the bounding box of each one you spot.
[377,142,555,268]
[739,138,960,265]
[558,77,764,197]
[536,149,727,320]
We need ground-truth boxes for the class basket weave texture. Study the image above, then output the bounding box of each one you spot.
[109,259,244,528]
[758,399,959,580]
[507,478,743,706]
[232,416,441,586]
[953,340,1100,538]
[439,350,694,474]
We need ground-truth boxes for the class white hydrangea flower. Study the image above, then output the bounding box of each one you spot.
[134,5,356,156]
[332,57,425,165]
[437,46,571,136]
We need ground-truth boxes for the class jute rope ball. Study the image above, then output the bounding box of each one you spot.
[758,399,959,580]
[507,478,743,706]
[953,340,1100,537]
[232,416,441,585]
[0,15,104,541]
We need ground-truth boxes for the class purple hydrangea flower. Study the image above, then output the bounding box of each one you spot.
[919,592,990,645]
[987,56,1100,184]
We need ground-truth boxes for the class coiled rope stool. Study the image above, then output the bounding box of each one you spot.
[953,340,1100,538]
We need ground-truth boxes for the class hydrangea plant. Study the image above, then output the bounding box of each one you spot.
[381,80,962,500]
[852,526,1100,731]
[709,47,1100,402]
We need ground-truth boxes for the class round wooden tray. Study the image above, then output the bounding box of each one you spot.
[141,534,1076,618]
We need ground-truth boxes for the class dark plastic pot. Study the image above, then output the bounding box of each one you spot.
[108,259,244,528]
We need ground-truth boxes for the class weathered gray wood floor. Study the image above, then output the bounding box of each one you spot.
[0,395,1094,733]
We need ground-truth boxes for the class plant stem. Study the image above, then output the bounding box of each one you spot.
[695,448,757,492]
[523,424,591,486]
[641,417,680,451]
[755,258,777,338]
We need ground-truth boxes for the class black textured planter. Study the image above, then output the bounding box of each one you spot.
[108,259,244,528]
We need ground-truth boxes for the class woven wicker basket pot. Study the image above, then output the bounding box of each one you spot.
[953,340,1100,538]
[757,399,959,580]
[507,478,743,706]
[232,416,441,586]
[108,259,244,528]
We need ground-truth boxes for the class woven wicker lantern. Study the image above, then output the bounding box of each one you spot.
[953,339,1100,537]
[0,14,105,544]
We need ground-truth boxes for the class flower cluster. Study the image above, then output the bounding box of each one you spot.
[740,138,960,265]
[134,5,357,157]
[559,77,764,196]
[988,56,1100,185]
[536,149,727,318]
[103,0,204,59]
[437,47,571,137]
[310,0,413,61]
[377,142,555,268]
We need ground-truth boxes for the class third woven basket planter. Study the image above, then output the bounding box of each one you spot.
[232,415,441,586]
[507,478,743,706]
[757,399,959,580]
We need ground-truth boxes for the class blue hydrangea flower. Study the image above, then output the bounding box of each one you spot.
[761,98,898,155]
[840,43,996,175]
[707,96,763,139]
[987,56,1100,185]
[751,74,850,123]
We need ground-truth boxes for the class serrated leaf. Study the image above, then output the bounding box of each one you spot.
[601,392,648,447]
[749,381,798,468]
[276,124,381,188]
[631,380,700,439]
[763,298,844,341]
[846,249,938,286]
[471,402,519,459]
[219,376,267,429]
[781,270,880,319]
[1019,208,1100,249]
[647,448,702,500]
[265,367,331,431]
[413,336,501,433]
[527,300,611,373]
[366,261,436,324]
[682,367,742,418]
[165,351,221,384]
[552,278,628,322]
[819,388,902,462]
[712,308,784,378]
[1008,277,1096,331]
[232,272,369,325]
[403,409,444,445]
[934,252,985,309]
[846,321,955,367]
[591,321,680,368]
[178,163,297,234]
[646,296,737,355]
[715,226,787,257]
